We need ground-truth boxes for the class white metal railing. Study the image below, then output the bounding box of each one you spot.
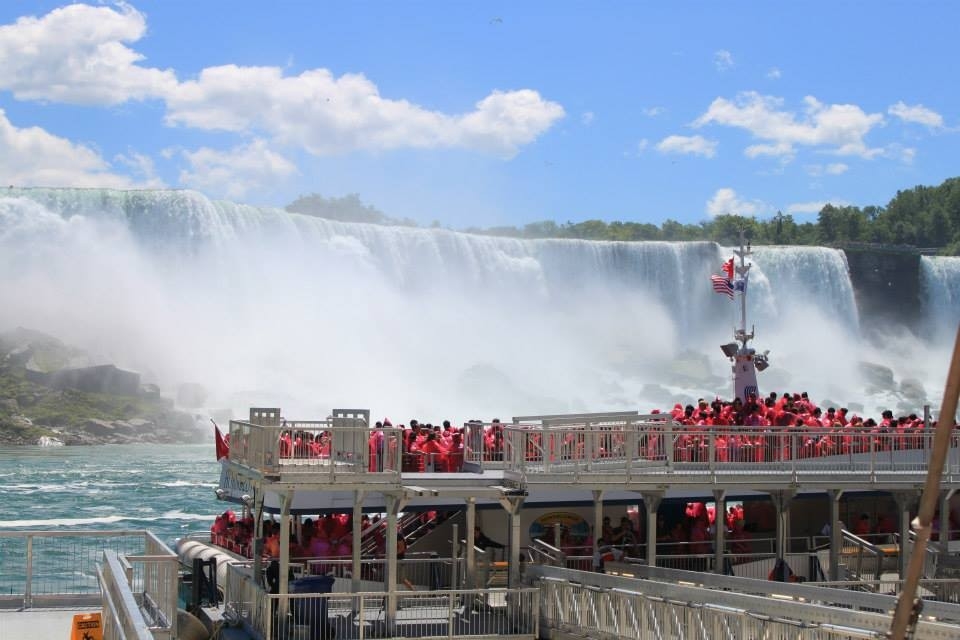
[98,532,179,640]
[532,566,960,639]
[501,423,959,479]
[223,562,538,639]
[0,530,162,609]
[98,551,157,640]
[286,555,456,590]
[228,420,403,480]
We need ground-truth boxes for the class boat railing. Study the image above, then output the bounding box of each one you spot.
[527,539,566,567]
[0,529,170,610]
[227,419,404,481]
[99,550,155,640]
[838,528,898,582]
[814,578,960,603]
[223,561,539,640]
[289,555,457,590]
[530,564,960,638]
[498,423,959,478]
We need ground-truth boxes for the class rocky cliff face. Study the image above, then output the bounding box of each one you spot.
[0,328,205,446]
[844,247,923,336]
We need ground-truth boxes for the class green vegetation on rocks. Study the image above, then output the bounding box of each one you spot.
[0,328,203,446]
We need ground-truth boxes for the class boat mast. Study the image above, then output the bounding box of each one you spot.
[722,228,768,401]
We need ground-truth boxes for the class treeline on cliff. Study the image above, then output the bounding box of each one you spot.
[289,177,960,254]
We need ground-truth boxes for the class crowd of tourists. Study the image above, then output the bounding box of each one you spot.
[270,391,948,470]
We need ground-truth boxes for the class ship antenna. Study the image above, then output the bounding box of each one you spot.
[721,226,768,401]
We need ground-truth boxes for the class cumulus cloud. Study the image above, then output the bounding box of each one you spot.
[888,101,944,128]
[167,67,564,157]
[0,4,564,158]
[656,134,717,158]
[179,139,298,199]
[114,151,164,187]
[705,187,770,218]
[0,3,176,105]
[694,92,884,159]
[714,49,734,71]
[805,163,849,177]
[0,109,138,188]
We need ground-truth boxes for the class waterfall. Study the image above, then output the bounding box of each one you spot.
[920,256,960,341]
[0,187,953,419]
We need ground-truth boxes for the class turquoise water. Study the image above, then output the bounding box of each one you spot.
[0,444,221,547]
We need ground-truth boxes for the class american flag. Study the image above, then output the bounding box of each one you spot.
[710,274,734,299]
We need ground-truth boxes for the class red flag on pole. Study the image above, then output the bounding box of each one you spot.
[213,420,230,461]
[722,257,735,280]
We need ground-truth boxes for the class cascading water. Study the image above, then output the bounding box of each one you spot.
[920,256,960,342]
[0,187,954,420]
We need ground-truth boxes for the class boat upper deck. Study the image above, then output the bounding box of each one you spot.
[223,409,959,497]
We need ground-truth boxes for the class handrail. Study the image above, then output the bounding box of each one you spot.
[98,551,155,640]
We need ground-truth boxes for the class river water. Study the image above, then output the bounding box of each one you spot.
[0,444,221,548]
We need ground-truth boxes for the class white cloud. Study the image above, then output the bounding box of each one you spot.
[581,111,595,125]
[656,134,717,158]
[714,49,734,72]
[167,67,565,157]
[179,139,298,199]
[0,4,564,158]
[805,162,849,177]
[786,200,849,215]
[705,188,770,218]
[0,3,176,104]
[888,101,944,128]
[767,67,782,79]
[826,162,848,175]
[883,143,916,164]
[642,106,665,117]
[114,151,164,187]
[694,92,884,159]
[0,109,137,188]
[637,138,649,153]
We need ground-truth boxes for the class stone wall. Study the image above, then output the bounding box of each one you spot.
[843,247,922,336]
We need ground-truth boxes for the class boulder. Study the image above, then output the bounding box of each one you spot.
[859,362,896,392]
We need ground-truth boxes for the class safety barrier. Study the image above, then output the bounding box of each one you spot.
[0,529,168,610]
[223,562,539,639]
[532,565,960,639]
[99,550,155,640]
[501,423,959,479]
[227,420,403,481]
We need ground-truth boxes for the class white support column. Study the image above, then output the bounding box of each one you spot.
[894,491,919,580]
[279,491,293,596]
[384,493,402,634]
[769,490,795,562]
[352,490,365,594]
[252,492,265,587]
[278,491,294,622]
[466,497,476,588]
[940,489,956,544]
[592,490,604,557]
[828,490,844,581]
[499,495,526,588]
[642,492,663,568]
[713,490,726,574]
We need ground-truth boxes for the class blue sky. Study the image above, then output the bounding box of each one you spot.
[0,1,957,229]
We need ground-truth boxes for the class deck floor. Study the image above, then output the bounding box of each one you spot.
[0,607,98,640]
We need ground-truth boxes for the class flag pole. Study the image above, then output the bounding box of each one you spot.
[889,322,960,639]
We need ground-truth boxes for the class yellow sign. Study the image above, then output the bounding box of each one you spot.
[70,612,102,640]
